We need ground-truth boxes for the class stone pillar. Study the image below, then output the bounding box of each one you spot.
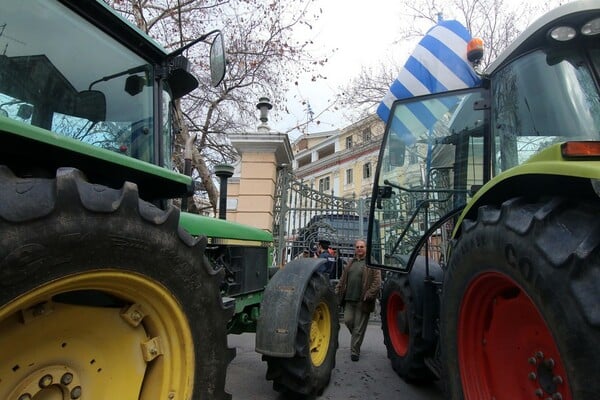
[226,132,293,232]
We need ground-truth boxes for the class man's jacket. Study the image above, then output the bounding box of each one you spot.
[335,258,381,313]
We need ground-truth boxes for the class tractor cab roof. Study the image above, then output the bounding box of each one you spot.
[486,0,600,74]
[59,0,170,63]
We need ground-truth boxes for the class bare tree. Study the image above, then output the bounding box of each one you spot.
[338,60,399,120]
[105,0,328,213]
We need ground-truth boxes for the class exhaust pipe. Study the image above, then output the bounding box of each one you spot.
[214,164,234,219]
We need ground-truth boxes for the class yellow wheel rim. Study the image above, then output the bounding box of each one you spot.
[0,270,194,400]
[309,301,331,367]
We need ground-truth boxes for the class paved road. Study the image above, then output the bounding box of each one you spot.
[225,322,444,399]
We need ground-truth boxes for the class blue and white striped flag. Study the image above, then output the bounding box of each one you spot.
[377,20,480,127]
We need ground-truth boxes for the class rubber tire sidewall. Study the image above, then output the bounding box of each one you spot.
[265,273,339,396]
[0,170,232,400]
[381,274,436,383]
[441,197,600,400]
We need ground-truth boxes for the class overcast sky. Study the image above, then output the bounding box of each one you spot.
[270,0,410,139]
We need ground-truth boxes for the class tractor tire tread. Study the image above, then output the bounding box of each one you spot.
[0,166,234,400]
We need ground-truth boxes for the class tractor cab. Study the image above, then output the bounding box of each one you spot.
[0,0,224,200]
[368,2,600,271]
[370,3,600,398]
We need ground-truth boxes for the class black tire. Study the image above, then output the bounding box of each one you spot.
[0,167,234,400]
[381,274,436,383]
[263,273,339,397]
[441,197,600,400]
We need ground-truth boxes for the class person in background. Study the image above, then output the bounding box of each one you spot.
[335,239,381,361]
[315,239,336,279]
[294,248,310,260]
[310,244,318,258]
[329,246,345,280]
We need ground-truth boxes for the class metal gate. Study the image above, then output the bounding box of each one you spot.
[272,169,372,275]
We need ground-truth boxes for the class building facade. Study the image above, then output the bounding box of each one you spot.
[291,114,385,199]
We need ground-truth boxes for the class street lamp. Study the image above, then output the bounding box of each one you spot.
[256,97,272,131]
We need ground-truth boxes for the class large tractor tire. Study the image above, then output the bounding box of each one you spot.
[441,197,600,400]
[0,167,235,400]
[381,274,436,383]
[264,273,339,397]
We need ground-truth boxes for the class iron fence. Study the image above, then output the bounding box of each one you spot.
[272,168,372,276]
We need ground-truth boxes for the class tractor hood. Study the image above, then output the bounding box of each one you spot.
[179,212,273,243]
[454,142,600,237]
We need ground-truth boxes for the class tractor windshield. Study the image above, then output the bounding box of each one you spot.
[0,1,169,166]
[369,45,600,271]
[492,47,600,173]
[370,89,487,269]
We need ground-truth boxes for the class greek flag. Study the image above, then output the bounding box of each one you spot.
[376,20,480,130]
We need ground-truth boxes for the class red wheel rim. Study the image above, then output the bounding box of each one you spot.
[387,292,409,356]
[458,272,571,400]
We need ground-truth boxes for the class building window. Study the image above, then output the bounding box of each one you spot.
[345,136,353,149]
[362,128,372,142]
[297,155,311,168]
[345,169,353,184]
[363,162,371,179]
[319,176,330,192]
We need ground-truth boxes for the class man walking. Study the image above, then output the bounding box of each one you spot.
[335,239,381,361]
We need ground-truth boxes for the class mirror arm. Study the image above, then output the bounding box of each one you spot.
[88,65,149,90]
[168,29,221,58]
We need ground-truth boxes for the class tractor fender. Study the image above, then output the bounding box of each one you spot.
[255,257,327,357]
[406,256,443,317]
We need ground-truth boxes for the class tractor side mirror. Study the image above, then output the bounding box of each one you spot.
[17,104,33,120]
[125,75,146,96]
[210,33,226,87]
[75,90,106,122]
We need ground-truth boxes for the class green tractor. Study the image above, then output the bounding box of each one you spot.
[368,1,600,399]
[0,1,338,399]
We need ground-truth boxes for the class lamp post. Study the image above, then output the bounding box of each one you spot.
[256,97,272,132]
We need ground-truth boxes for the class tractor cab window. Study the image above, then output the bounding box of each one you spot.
[0,1,159,164]
[492,48,600,174]
[371,89,486,270]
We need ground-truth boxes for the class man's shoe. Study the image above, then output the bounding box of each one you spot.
[351,354,359,362]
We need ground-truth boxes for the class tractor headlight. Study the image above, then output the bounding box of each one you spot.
[582,17,600,36]
[549,25,577,41]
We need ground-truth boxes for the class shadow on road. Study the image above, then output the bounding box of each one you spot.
[226,322,444,400]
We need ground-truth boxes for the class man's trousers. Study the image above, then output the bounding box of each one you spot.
[343,300,370,357]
